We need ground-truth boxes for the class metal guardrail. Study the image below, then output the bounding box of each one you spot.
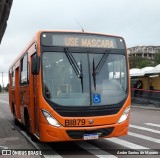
[131,88,160,108]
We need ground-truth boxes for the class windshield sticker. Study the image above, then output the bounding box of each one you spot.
[93,94,101,104]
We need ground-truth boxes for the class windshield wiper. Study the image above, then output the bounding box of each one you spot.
[92,50,110,90]
[64,48,83,92]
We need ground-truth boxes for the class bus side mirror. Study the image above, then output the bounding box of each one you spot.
[31,54,40,75]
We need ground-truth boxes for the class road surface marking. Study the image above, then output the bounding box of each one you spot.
[21,131,62,158]
[105,137,149,149]
[0,99,9,104]
[0,146,8,149]
[130,124,160,134]
[145,123,160,128]
[128,132,160,143]
[76,141,117,158]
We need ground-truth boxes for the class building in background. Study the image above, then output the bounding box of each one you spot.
[128,46,160,59]
[0,0,13,44]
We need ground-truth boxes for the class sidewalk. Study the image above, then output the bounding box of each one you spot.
[0,111,37,150]
[131,94,160,109]
[131,102,160,111]
[0,97,42,157]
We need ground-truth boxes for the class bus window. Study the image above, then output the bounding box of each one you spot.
[42,52,90,106]
[108,54,127,90]
[12,67,15,87]
[90,54,127,105]
[20,54,28,85]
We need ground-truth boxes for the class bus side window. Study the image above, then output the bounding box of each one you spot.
[20,53,28,85]
[12,70,15,87]
[9,70,12,87]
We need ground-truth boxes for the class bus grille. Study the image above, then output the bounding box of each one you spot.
[56,108,120,117]
[66,127,114,139]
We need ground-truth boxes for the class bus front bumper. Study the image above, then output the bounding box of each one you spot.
[39,120,129,142]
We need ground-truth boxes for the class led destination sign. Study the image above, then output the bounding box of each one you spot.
[54,35,116,48]
[41,33,125,49]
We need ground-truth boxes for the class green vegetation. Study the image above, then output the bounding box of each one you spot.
[154,52,160,66]
[129,56,154,69]
[0,84,9,93]
[0,84,2,92]
[129,52,160,69]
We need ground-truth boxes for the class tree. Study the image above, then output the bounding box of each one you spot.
[154,52,160,66]
[0,84,2,92]
[139,58,154,68]
[129,56,154,69]
[4,83,9,92]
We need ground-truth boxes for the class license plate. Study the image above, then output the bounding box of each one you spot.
[83,134,99,140]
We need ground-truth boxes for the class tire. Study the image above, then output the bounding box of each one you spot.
[24,111,38,142]
[31,134,38,142]
[12,106,19,126]
[24,111,30,135]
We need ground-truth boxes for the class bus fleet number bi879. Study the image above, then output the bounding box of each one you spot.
[65,119,86,126]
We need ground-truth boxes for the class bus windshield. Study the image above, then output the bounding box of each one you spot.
[42,50,127,106]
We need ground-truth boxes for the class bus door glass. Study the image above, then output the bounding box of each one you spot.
[31,53,39,133]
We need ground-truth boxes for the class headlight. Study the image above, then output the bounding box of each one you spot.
[42,109,61,127]
[117,106,130,124]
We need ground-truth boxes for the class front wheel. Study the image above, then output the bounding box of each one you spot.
[24,111,38,142]
[12,106,19,126]
[24,111,30,135]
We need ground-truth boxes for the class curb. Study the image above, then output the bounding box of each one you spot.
[131,105,160,111]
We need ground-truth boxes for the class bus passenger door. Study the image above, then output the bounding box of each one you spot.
[19,53,29,124]
[31,53,40,136]
[33,75,39,135]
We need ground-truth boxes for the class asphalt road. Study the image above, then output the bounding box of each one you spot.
[0,93,160,158]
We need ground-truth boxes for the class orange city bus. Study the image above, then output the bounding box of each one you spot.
[9,31,131,142]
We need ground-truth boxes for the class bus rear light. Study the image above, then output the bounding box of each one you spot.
[117,106,130,124]
[42,109,61,127]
